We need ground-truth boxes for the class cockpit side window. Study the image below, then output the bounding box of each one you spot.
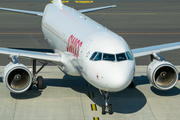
[126,51,134,60]
[103,54,115,61]
[94,53,102,61]
[116,53,127,61]
[90,52,97,60]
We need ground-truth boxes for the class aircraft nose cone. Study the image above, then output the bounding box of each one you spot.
[104,62,135,92]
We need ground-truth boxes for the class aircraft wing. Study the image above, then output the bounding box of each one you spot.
[132,42,180,57]
[0,5,116,15]
[78,5,116,13]
[0,7,43,16]
[0,47,61,63]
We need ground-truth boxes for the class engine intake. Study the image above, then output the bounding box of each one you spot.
[2,62,32,93]
[147,60,178,90]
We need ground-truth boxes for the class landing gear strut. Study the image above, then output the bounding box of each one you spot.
[101,90,112,115]
[30,60,48,90]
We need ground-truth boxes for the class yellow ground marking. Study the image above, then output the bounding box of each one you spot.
[93,117,99,120]
[87,82,91,87]
[75,1,93,3]
[89,92,94,98]
[62,1,69,3]
[91,104,97,111]
[51,1,69,3]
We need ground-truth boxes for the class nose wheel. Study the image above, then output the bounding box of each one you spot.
[101,91,112,115]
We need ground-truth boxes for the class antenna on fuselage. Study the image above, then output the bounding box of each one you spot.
[53,0,64,7]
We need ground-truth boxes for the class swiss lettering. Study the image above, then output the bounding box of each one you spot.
[66,35,83,58]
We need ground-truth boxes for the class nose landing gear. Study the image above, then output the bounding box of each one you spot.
[101,91,113,115]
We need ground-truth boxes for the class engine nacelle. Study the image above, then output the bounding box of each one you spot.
[2,62,32,93]
[147,60,178,90]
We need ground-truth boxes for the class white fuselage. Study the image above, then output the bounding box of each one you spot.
[41,3,136,92]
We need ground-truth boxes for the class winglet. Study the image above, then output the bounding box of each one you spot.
[53,0,63,7]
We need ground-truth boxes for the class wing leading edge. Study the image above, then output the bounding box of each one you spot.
[132,42,180,58]
[78,5,116,13]
[0,47,61,63]
[0,2,116,16]
[0,7,43,16]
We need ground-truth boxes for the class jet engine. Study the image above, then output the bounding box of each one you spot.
[147,60,178,90]
[2,62,32,93]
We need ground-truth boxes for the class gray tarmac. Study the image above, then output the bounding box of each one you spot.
[0,1,180,120]
[0,66,180,120]
[0,1,180,65]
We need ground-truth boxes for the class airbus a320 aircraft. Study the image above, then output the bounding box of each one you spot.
[0,0,180,115]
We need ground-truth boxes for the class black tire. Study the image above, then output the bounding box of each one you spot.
[108,104,112,115]
[102,104,106,115]
[28,84,32,90]
[128,78,135,88]
[37,76,43,89]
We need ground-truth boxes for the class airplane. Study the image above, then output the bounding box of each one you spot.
[0,0,180,115]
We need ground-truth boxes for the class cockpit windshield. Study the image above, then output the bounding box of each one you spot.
[94,53,102,61]
[90,52,97,60]
[90,51,134,62]
[116,53,127,61]
[126,51,134,60]
[103,54,115,61]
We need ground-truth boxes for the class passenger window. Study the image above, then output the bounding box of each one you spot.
[126,51,134,60]
[103,54,115,61]
[94,53,102,61]
[90,52,97,60]
[116,53,127,61]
